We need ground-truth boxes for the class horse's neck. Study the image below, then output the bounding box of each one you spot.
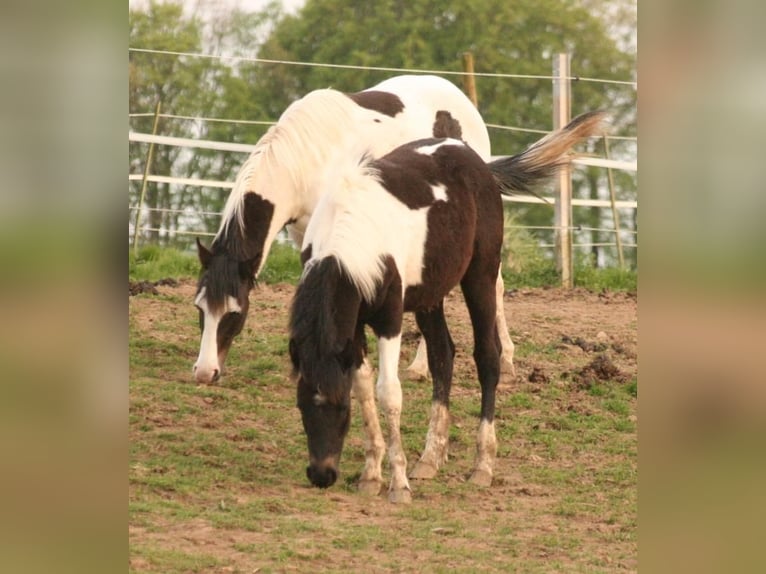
[241,101,365,267]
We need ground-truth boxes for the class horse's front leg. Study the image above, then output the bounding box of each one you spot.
[352,357,385,496]
[376,334,411,503]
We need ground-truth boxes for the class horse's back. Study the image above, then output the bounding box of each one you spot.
[378,139,502,310]
[305,137,501,312]
[363,75,491,160]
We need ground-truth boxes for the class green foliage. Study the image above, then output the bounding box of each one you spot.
[129,0,636,267]
[500,209,637,291]
[129,2,283,242]
[254,0,636,151]
[501,211,559,288]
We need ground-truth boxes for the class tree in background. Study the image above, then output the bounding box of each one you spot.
[250,0,636,267]
[129,1,280,244]
[129,0,636,267]
[130,2,207,242]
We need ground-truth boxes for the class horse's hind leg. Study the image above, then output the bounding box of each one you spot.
[410,302,454,480]
[495,269,516,376]
[461,271,501,487]
[407,269,511,381]
[352,356,385,496]
[405,337,430,380]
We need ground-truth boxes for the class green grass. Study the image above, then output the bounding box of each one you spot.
[257,241,302,284]
[129,242,302,284]
[129,245,200,282]
[574,260,637,292]
[130,241,635,291]
[502,253,636,292]
[129,245,637,573]
[501,214,637,291]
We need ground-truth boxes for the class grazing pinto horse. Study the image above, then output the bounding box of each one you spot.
[289,112,605,502]
[193,75,517,385]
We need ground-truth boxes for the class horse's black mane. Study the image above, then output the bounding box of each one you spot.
[289,257,357,404]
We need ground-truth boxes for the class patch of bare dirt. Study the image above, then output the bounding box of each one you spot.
[129,278,179,296]
[130,282,637,572]
[569,353,631,389]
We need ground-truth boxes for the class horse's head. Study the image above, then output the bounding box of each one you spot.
[193,238,257,384]
[289,336,355,489]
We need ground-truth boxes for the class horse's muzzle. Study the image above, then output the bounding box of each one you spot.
[306,464,338,488]
[193,364,220,384]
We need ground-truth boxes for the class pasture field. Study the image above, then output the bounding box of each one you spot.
[129,278,637,573]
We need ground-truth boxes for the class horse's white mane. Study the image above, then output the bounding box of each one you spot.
[305,156,398,303]
[217,89,362,240]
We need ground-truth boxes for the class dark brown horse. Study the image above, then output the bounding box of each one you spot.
[289,112,605,502]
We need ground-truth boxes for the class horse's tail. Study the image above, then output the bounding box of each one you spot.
[488,111,607,199]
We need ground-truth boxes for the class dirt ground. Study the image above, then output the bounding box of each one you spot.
[129,280,637,572]
[130,279,637,386]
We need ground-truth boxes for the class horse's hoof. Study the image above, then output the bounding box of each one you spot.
[501,355,516,377]
[405,364,430,381]
[357,479,383,496]
[388,488,412,504]
[468,469,493,487]
[409,461,439,480]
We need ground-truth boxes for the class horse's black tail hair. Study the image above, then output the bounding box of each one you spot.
[488,111,607,202]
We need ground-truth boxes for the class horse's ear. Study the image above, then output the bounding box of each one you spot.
[196,238,212,268]
[238,252,261,280]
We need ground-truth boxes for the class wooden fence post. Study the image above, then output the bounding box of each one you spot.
[461,52,478,107]
[552,53,573,288]
[132,99,161,255]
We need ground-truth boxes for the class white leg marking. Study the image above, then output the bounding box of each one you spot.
[405,337,430,380]
[352,358,385,495]
[469,419,497,487]
[376,336,411,503]
[410,401,450,480]
[495,270,516,376]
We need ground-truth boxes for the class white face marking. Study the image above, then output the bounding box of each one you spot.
[313,392,327,406]
[194,287,208,313]
[193,287,242,382]
[195,308,221,381]
[195,287,241,316]
[225,295,242,314]
[431,183,448,202]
